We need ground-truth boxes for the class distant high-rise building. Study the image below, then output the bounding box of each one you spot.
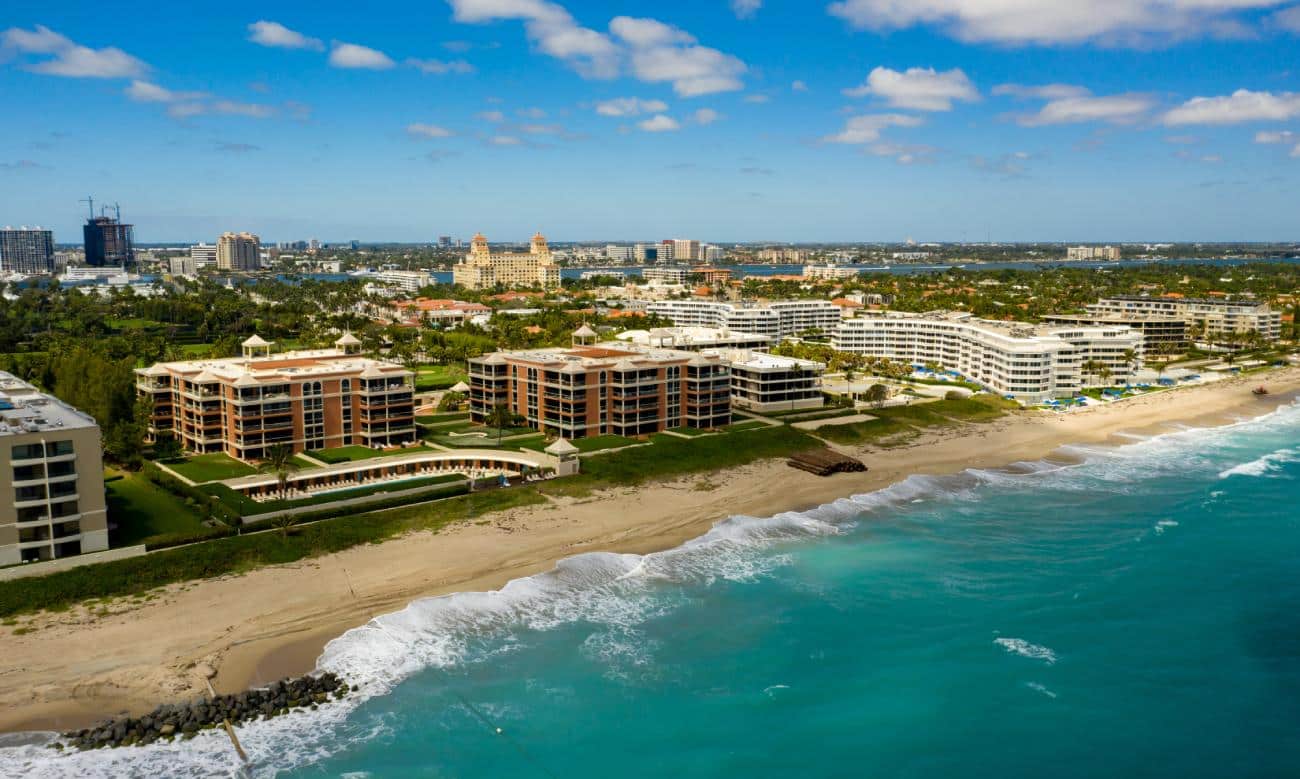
[83,215,134,267]
[169,255,198,277]
[671,239,702,263]
[439,235,452,248]
[635,242,663,263]
[349,240,360,251]
[605,245,634,262]
[217,232,261,271]
[189,242,217,268]
[0,227,55,275]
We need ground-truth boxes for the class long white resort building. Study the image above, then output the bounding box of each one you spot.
[645,300,842,339]
[832,311,1144,404]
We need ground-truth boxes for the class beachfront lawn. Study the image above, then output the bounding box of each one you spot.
[578,425,817,487]
[724,419,772,432]
[164,453,258,483]
[0,487,545,618]
[310,445,436,464]
[812,417,918,446]
[436,432,547,449]
[105,469,207,547]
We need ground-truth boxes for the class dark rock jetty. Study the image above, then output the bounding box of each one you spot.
[54,672,349,751]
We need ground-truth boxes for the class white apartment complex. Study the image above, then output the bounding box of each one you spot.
[804,264,860,280]
[217,232,260,271]
[646,300,842,339]
[1067,246,1122,261]
[0,372,108,566]
[615,326,775,352]
[720,350,825,413]
[190,242,217,268]
[642,266,692,285]
[1088,296,1282,342]
[374,270,434,293]
[453,232,561,290]
[832,311,1144,403]
[671,239,702,263]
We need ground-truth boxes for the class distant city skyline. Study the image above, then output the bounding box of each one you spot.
[2,1,1299,242]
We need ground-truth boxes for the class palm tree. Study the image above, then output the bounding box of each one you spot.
[259,443,299,499]
[487,402,515,445]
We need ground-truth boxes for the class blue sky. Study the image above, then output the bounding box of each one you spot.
[2,0,1299,243]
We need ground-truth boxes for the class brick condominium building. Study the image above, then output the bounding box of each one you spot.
[136,334,416,461]
[468,328,732,438]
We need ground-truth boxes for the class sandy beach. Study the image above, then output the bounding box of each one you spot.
[2,368,1298,734]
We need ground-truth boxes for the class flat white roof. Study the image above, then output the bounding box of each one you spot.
[0,371,99,436]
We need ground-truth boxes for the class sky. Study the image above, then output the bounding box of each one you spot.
[1,0,1299,244]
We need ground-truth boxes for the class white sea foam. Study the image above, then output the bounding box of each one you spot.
[1218,447,1300,479]
[11,399,1298,777]
[1026,682,1058,699]
[1154,519,1180,535]
[995,637,1058,665]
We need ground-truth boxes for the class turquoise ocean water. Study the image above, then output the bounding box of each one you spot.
[8,399,1300,778]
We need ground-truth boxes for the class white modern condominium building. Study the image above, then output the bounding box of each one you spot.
[646,300,842,339]
[832,311,1144,403]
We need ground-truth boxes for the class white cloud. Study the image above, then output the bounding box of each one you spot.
[1273,5,1300,32]
[732,0,762,19]
[407,123,455,138]
[167,100,275,120]
[692,107,721,124]
[477,110,507,122]
[992,83,1092,100]
[870,141,938,164]
[1,25,146,78]
[637,114,681,132]
[448,0,620,78]
[824,113,924,144]
[744,94,771,104]
[489,135,523,146]
[407,58,475,74]
[446,2,746,95]
[611,16,747,96]
[595,97,669,116]
[247,21,323,51]
[1163,89,1300,124]
[1017,93,1153,125]
[517,106,547,118]
[124,80,206,103]
[792,80,809,92]
[826,0,1292,46]
[329,42,396,70]
[843,66,978,111]
[1255,129,1296,143]
[518,123,564,134]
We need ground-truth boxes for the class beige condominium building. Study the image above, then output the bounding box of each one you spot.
[1088,296,1282,342]
[0,372,108,566]
[137,334,416,461]
[468,328,731,438]
[833,311,1143,404]
[217,231,261,271]
[454,232,561,290]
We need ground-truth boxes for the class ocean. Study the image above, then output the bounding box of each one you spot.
[8,400,1300,778]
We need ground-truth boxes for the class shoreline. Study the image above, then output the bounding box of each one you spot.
[3,368,1298,734]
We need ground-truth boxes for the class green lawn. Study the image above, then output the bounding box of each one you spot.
[414,364,469,392]
[724,420,771,432]
[438,433,547,449]
[812,417,917,446]
[416,412,471,424]
[105,470,207,547]
[164,453,258,483]
[311,445,437,464]
[665,426,714,437]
